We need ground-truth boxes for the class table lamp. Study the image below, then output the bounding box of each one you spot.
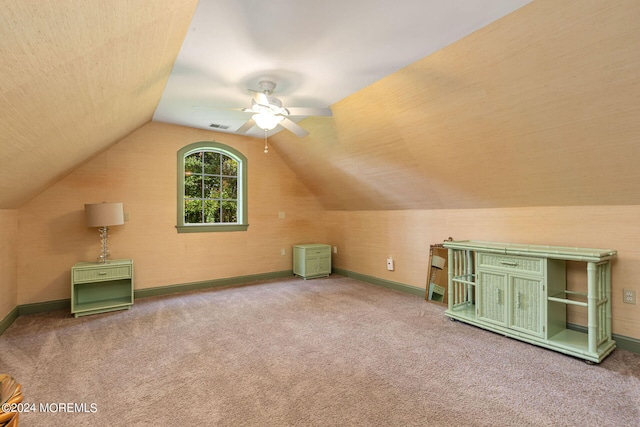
[85,202,124,263]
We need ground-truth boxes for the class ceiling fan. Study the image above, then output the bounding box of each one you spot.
[236,80,332,137]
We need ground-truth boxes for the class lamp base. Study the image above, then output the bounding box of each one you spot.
[97,226,110,263]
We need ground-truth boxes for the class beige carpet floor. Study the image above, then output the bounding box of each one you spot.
[1,275,639,426]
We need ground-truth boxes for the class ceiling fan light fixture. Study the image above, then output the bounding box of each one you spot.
[252,113,284,131]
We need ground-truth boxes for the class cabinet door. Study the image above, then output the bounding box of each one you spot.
[318,256,331,275]
[477,271,508,327]
[509,275,545,337]
[305,257,319,275]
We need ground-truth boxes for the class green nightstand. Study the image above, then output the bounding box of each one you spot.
[293,244,331,279]
[71,259,134,317]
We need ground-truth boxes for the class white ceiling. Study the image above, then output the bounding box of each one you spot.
[152,0,532,138]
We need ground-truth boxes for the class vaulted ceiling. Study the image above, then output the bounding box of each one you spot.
[153,0,530,137]
[1,0,639,211]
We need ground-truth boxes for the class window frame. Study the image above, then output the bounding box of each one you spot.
[176,141,248,233]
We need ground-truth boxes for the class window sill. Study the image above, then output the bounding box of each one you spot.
[176,224,249,233]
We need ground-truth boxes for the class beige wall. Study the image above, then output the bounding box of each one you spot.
[0,210,18,320]
[327,206,640,339]
[16,122,327,305]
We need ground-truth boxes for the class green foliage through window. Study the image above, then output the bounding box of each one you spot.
[184,150,239,224]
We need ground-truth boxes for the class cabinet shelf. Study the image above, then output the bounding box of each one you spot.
[452,274,476,287]
[547,328,588,348]
[444,241,616,363]
[73,297,133,314]
[547,290,588,307]
[448,302,476,319]
[547,329,615,358]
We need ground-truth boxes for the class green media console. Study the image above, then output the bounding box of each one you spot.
[444,241,617,363]
[71,259,134,317]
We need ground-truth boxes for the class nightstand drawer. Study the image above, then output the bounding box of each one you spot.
[477,253,543,276]
[73,264,132,283]
[304,248,330,258]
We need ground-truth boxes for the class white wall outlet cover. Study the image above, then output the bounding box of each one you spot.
[623,289,636,304]
[386,258,394,271]
[333,246,338,254]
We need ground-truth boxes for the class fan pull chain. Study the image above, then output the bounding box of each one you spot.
[264,130,269,153]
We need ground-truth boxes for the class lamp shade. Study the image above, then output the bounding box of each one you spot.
[85,202,124,227]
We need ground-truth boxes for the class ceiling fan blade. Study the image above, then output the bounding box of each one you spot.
[249,89,269,106]
[236,118,256,134]
[278,117,309,137]
[285,107,333,117]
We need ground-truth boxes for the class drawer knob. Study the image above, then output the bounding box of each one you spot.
[499,261,518,266]
[98,271,108,275]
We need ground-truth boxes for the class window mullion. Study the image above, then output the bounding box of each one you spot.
[201,152,205,224]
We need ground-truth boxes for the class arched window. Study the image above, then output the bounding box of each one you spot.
[176,141,248,233]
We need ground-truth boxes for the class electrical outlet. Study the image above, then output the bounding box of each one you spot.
[333,246,338,254]
[386,257,394,271]
[281,248,286,256]
[623,289,636,304]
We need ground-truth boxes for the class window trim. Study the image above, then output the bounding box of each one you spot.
[176,141,248,233]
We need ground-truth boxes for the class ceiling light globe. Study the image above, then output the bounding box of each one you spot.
[253,113,284,131]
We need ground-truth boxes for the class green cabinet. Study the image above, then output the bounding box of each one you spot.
[293,244,331,279]
[71,259,134,317]
[445,241,617,363]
